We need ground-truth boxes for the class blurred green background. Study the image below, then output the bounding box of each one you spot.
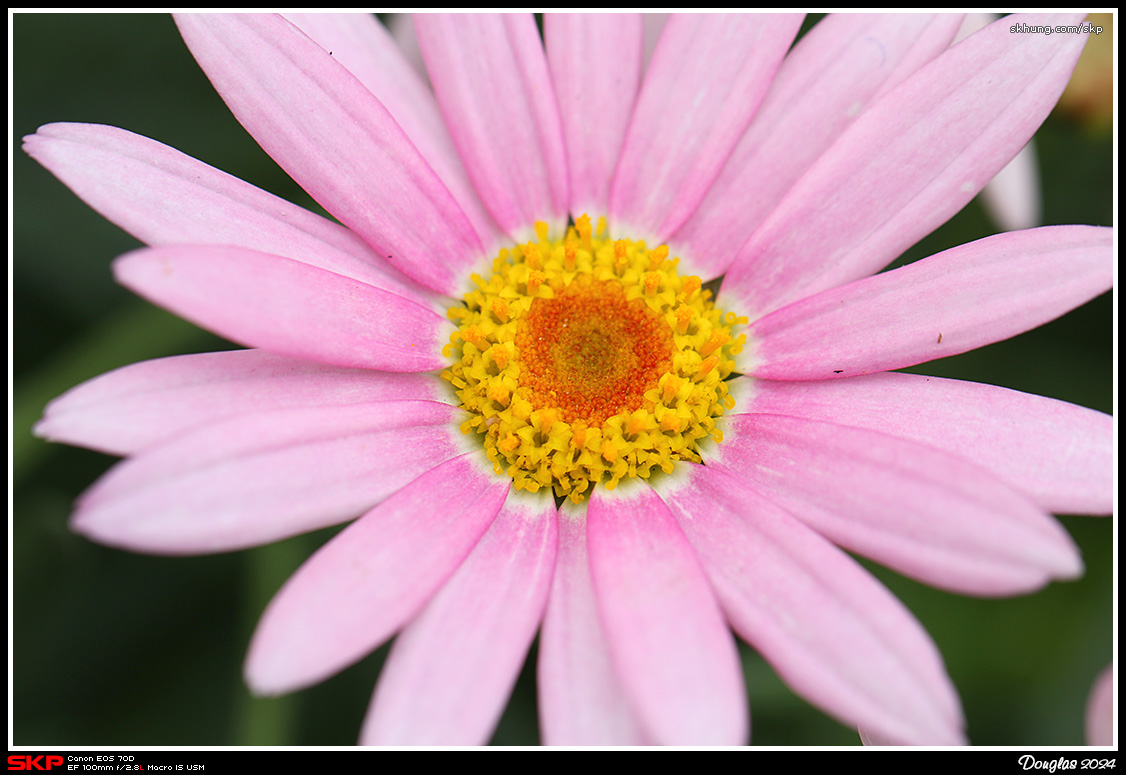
[12,13,1114,747]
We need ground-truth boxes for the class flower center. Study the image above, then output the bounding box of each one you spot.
[442,215,746,502]
[517,276,674,426]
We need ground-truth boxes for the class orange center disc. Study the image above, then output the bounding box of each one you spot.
[515,276,675,426]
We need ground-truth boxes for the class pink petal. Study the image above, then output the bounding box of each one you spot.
[22,123,439,308]
[72,401,463,554]
[587,481,747,745]
[953,14,1042,232]
[245,452,509,695]
[35,349,446,456]
[857,726,896,746]
[174,13,484,296]
[953,12,995,42]
[414,13,569,240]
[538,502,647,746]
[609,13,803,241]
[670,13,962,279]
[544,13,643,220]
[711,414,1083,596]
[281,13,502,252]
[735,372,1113,515]
[361,490,557,745]
[721,12,1091,318]
[114,245,453,372]
[641,14,668,70]
[658,464,964,745]
[982,141,1041,231]
[746,226,1112,381]
[385,14,427,82]
[1085,664,1114,746]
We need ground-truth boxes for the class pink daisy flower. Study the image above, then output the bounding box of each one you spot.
[25,12,1112,746]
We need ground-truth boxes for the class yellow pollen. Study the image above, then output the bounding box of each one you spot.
[539,407,559,433]
[701,330,729,357]
[571,421,589,449]
[463,325,486,350]
[489,344,510,370]
[697,355,720,378]
[626,413,647,437]
[613,239,628,266]
[564,237,578,270]
[525,243,541,270]
[487,383,510,406]
[526,269,545,295]
[675,305,695,334]
[601,440,618,463]
[661,373,683,402]
[442,215,747,502]
[575,214,593,248]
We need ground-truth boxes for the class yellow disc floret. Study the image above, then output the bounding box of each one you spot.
[442,216,746,502]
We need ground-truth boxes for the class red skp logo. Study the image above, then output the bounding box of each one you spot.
[8,757,64,771]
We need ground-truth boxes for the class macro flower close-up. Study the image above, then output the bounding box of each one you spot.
[15,12,1113,746]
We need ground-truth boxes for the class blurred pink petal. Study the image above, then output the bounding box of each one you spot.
[1086,665,1114,746]
[641,13,668,69]
[983,142,1042,230]
[384,13,427,82]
